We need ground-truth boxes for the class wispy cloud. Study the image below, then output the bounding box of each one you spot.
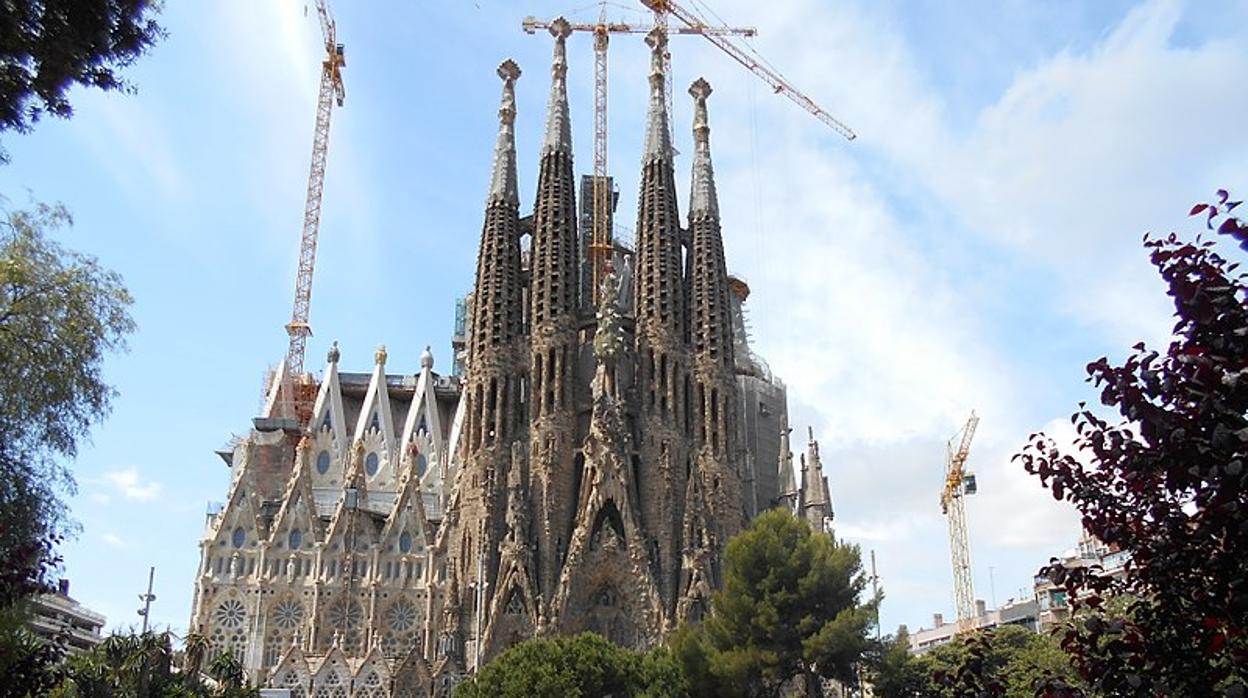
[102,467,162,502]
[101,532,128,549]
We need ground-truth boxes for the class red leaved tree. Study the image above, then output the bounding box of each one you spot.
[1018,191,1248,696]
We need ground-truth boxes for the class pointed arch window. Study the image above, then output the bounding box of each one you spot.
[232,526,246,548]
[365,452,380,476]
[316,450,331,475]
[369,410,381,432]
[399,531,413,554]
[289,528,303,550]
[321,410,332,430]
[415,453,428,477]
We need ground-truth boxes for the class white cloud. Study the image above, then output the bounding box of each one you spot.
[101,532,128,549]
[102,467,162,502]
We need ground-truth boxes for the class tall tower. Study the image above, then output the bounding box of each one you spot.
[524,18,581,614]
[679,78,745,621]
[632,28,690,616]
[441,59,527,669]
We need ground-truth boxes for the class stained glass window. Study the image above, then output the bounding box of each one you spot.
[415,453,428,477]
[289,528,302,550]
[365,452,380,476]
[232,526,245,548]
[399,531,412,553]
[316,450,331,475]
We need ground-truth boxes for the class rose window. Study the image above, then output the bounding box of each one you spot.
[386,599,418,633]
[214,598,246,629]
[327,598,362,629]
[273,599,304,631]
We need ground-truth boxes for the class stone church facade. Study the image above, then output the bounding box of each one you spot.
[187,22,834,697]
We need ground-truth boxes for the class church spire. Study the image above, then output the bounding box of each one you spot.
[465,60,525,455]
[541,18,572,156]
[486,60,520,207]
[642,28,673,162]
[800,427,833,534]
[525,19,582,611]
[688,78,718,218]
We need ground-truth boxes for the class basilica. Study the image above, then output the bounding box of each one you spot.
[187,21,834,697]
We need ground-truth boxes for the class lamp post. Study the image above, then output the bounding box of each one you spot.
[137,566,156,634]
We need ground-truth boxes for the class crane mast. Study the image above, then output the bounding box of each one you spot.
[941,411,980,634]
[591,8,611,304]
[284,0,345,423]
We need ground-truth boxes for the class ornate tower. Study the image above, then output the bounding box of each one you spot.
[439,59,527,667]
[524,18,582,616]
[679,78,745,621]
[632,28,690,616]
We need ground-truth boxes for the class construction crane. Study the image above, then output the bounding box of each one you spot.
[284,0,345,423]
[642,0,856,141]
[522,9,755,304]
[941,411,980,634]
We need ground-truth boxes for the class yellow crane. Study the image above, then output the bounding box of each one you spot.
[941,411,980,634]
[522,10,755,304]
[284,0,345,424]
[642,0,856,141]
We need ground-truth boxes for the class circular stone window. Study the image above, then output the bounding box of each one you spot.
[365,452,380,476]
[316,450,331,475]
[399,531,412,554]
[289,528,302,550]
[415,453,428,477]
[231,526,246,549]
[214,598,246,629]
[272,599,304,631]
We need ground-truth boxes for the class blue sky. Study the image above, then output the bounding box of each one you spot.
[1,0,1245,640]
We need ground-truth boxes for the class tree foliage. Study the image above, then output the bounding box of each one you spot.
[0,200,135,604]
[868,627,926,698]
[1016,191,1248,695]
[672,508,876,697]
[904,625,1084,698]
[454,632,686,698]
[42,630,259,697]
[0,0,165,158]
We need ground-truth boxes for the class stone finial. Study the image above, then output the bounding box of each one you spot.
[420,345,435,370]
[327,340,341,364]
[374,344,388,366]
[548,16,572,41]
[689,77,713,101]
[497,58,521,86]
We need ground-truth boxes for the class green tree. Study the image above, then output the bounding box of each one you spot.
[0,0,166,160]
[0,200,135,696]
[45,630,259,697]
[0,200,135,604]
[904,626,1083,698]
[454,632,687,698]
[869,627,925,698]
[673,508,877,697]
